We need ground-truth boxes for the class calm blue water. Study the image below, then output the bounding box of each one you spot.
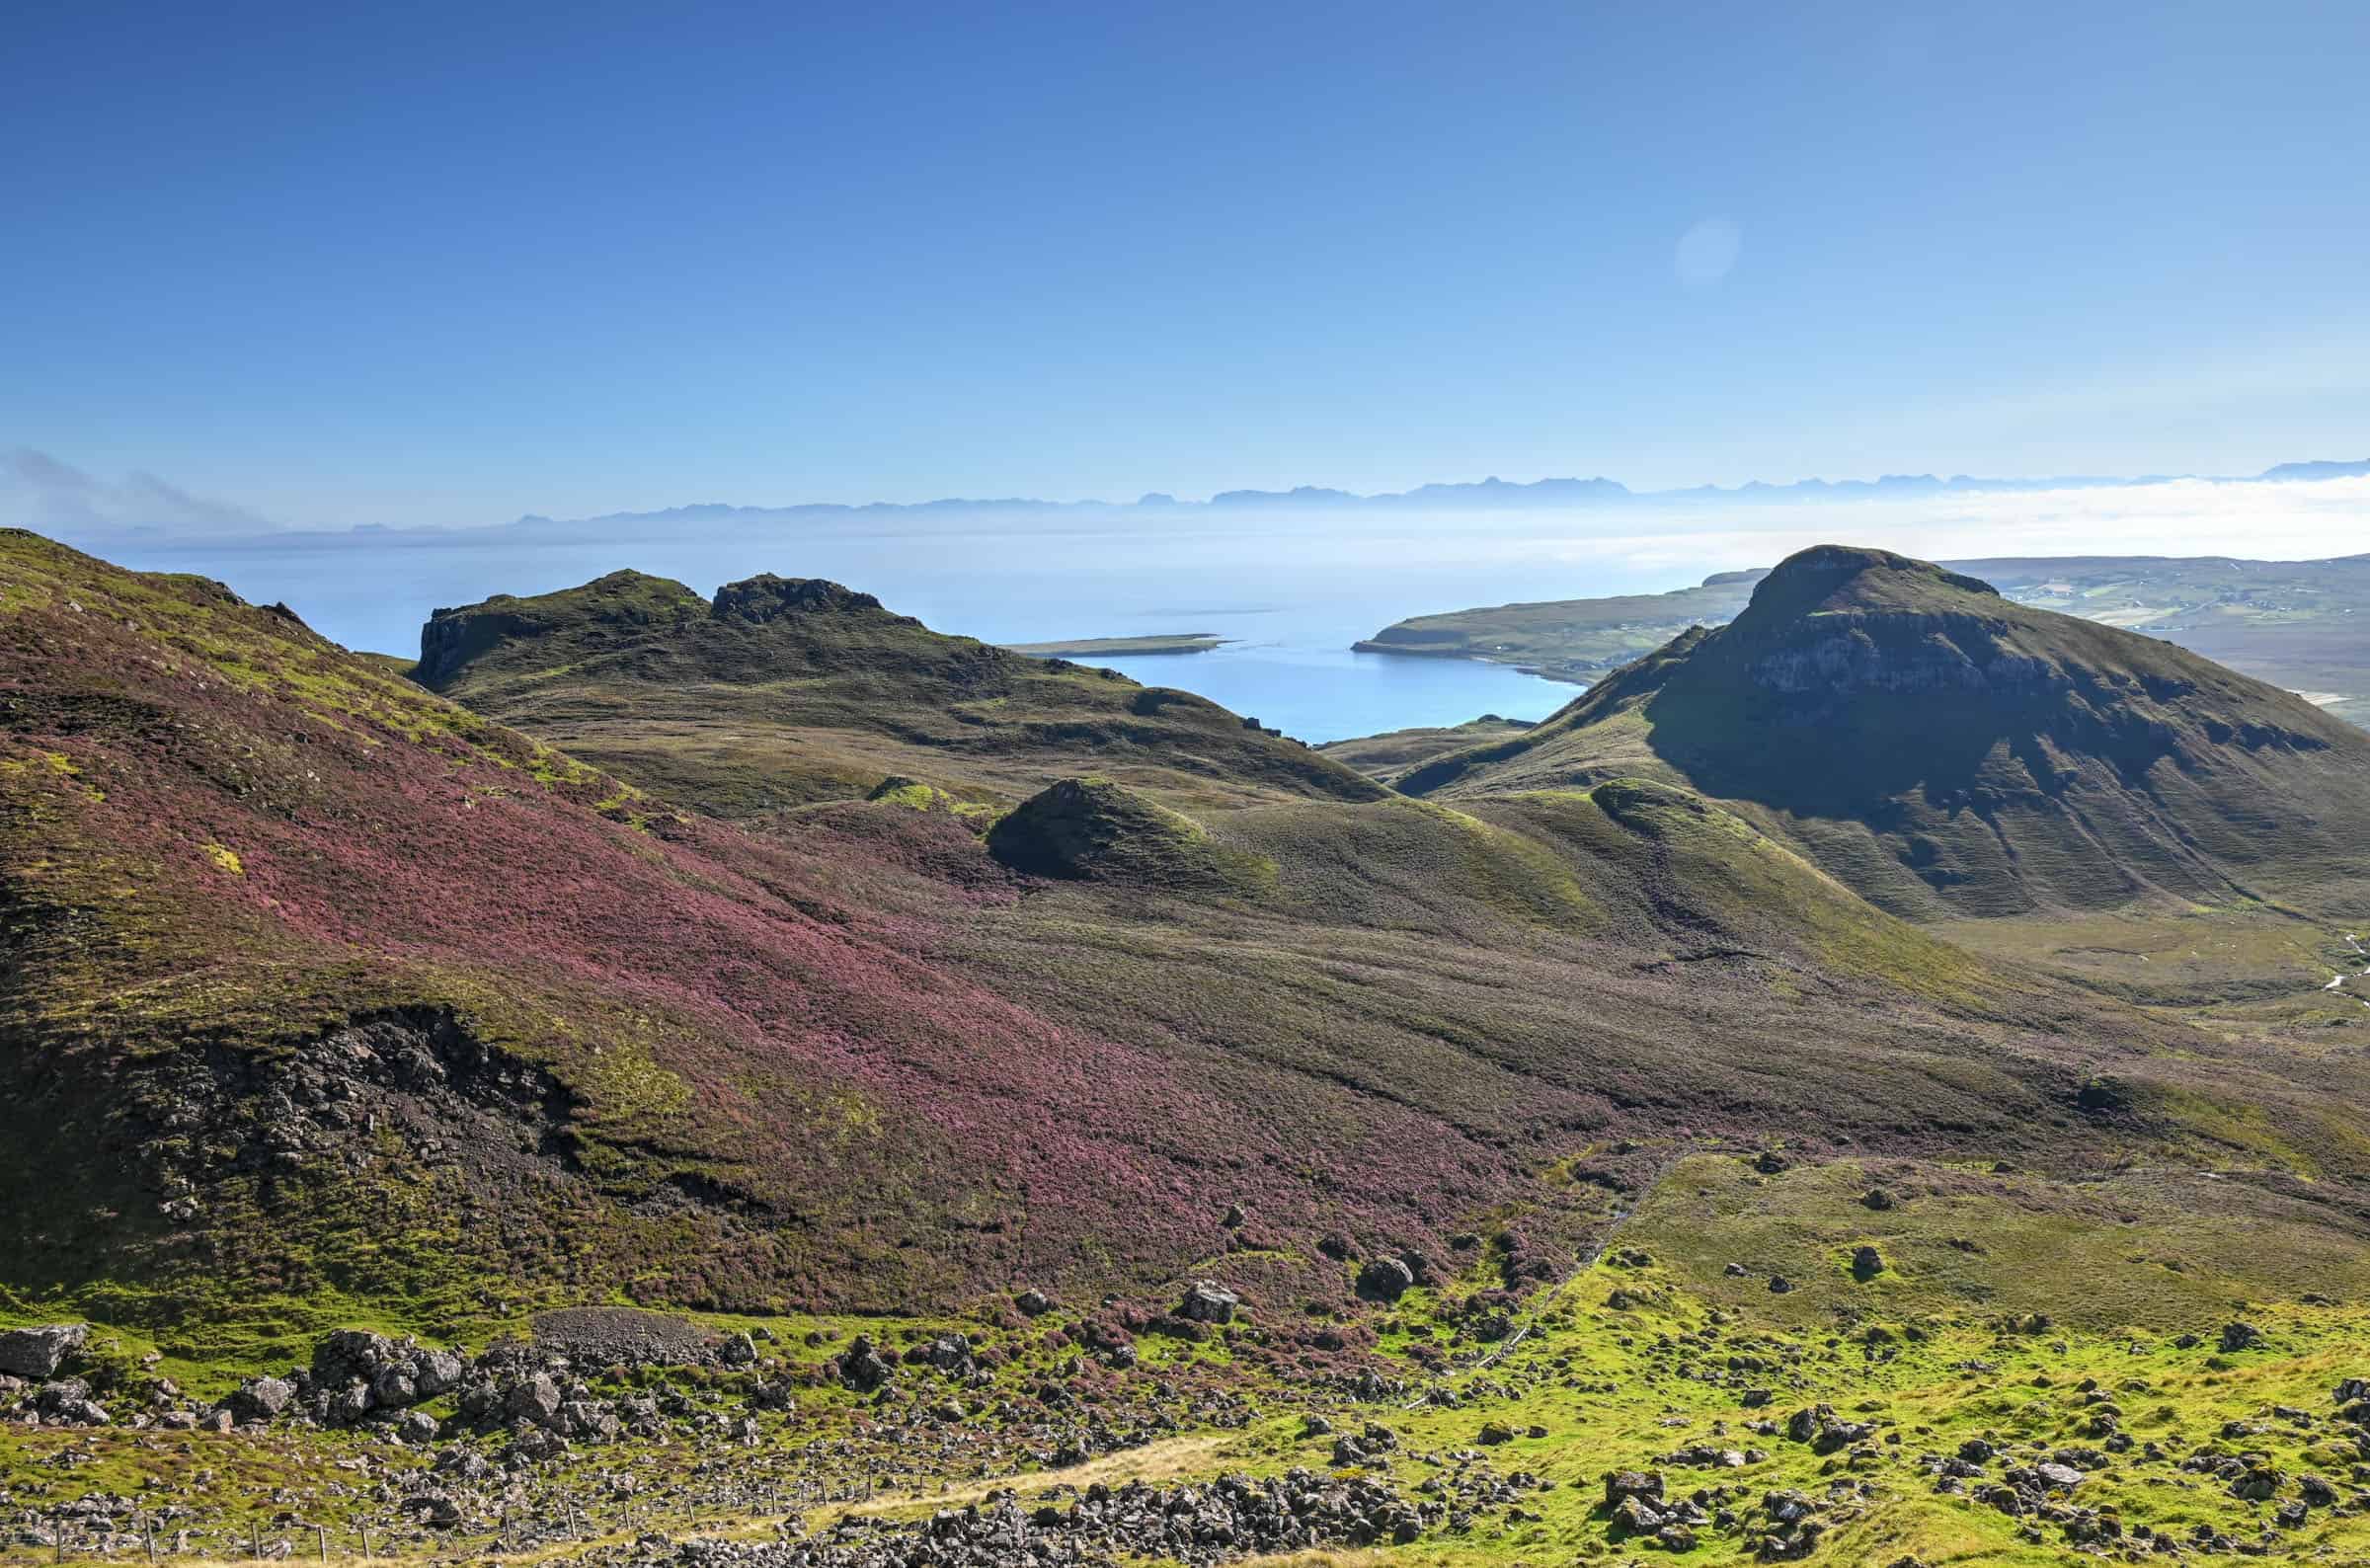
[79,514,1677,742]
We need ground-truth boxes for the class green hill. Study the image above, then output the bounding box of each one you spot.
[416,569,1382,816]
[1361,551,2370,725]
[1400,545,2370,922]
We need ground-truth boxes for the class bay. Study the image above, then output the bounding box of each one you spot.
[76,513,1679,743]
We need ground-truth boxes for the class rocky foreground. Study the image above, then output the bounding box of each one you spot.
[8,1293,2370,1565]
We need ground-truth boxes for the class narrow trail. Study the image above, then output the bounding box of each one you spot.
[1401,1142,1692,1408]
[2320,932,2370,1008]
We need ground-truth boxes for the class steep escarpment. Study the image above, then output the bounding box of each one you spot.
[1403,546,2370,919]
[418,569,1385,815]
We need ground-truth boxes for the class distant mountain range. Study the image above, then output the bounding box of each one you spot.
[37,456,2370,548]
[500,457,2370,535]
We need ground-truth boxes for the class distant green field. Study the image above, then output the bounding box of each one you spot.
[1001,632,1228,658]
[1360,554,2370,726]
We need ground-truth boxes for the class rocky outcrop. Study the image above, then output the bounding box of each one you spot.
[125,1007,595,1234]
[1748,616,2059,698]
[709,576,896,623]
[0,1323,87,1379]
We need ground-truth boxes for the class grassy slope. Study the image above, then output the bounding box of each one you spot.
[1401,546,2370,926]
[1316,717,1536,787]
[416,570,1382,817]
[1354,573,1768,677]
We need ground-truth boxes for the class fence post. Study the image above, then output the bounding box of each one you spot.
[315,1526,327,1564]
[250,1522,261,1562]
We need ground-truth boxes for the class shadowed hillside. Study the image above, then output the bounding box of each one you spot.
[415,570,1384,816]
[1400,546,2370,922]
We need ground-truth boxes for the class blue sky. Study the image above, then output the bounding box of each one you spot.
[6,0,2368,529]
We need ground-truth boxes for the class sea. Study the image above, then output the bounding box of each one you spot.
[81,512,1697,743]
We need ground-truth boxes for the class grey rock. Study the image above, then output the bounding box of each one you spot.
[414,1348,467,1398]
[370,1366,419,1410]
[1356,1257,1415,1302]
[0,1324,88,1379]
[1178,1280,1239,1324]
[504,1371,563,1428]
[230,1375,296,1421]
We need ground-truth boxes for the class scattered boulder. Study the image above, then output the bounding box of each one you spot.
[34,1379,110,1426]
[1606,1470,1666,1508]
[0,1324,88,1379]
[1356,1257,1415,1302]
[837,1336,895,1393]
[228,1375,296,1423]
[1178,1281,1239,1324]
[504,1371,563,1429]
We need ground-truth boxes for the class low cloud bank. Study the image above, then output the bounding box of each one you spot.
[3,447,276,537]
[1513,476,2370,580]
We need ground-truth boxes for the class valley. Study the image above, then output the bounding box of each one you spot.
[5,530,2370,1565]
